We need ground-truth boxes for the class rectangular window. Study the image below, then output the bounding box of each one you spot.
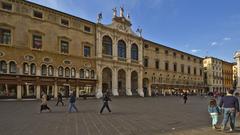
[155,60,159,69]
[188,66,191,74]
[0,28,11,45]
[84,26,91,32]
[60,40,69,54]
[1,2,12,11]
[32,35,42,49]
[33,10,43,19]
[165,62,169,71]
[174,64,177,72]
[155,48,159,53]
[84,46,91,57]
[181,54,184,60]
[194,67,197,75]
[165,50,168,55]
[144,44,149,48]
[144,58,148,67]
[173,52,177,58]
[200,69,202,76]
[61,19,69,26]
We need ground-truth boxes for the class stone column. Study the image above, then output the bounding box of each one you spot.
[76,86,80,98]
[96,65,103,98]
[112,68,119,96]
[147,83,151,97]
[138,69,144,97]
[5,84,8,96]
[17,84,22,100]
[113,39,118,61]
[96,29,102,58]
[126,43,131,63]
[234,51,240,93]
[26,85,30,96]
[126,69,132,96]
[36,85,41,99]
[139,40,143,65]
[54,83,58,98]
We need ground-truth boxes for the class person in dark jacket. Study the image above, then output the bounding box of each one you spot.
[56,92,64,106]
[100,91,112,114]
[68,93,78,113]
[183,92,188,104]
[219,89,239,132]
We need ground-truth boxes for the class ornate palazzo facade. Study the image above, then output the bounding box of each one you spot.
[95,14,144,98]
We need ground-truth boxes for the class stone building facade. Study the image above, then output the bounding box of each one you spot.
[0,0,97,99]
[0,0,207,99]
[203,57,224,92]
[95,9,144,98]
[222,61,233,92]
[143,40,205,96]
[234,51,240,93]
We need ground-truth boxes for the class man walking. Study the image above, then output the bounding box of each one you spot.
[219,89,239,132]
[68,92,78,113]
[183,92,188,104]
[100,91,112,114]
[56,92,64,106]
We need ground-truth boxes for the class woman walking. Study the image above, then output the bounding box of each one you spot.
[208,99,221,129]
[40,93,52,113]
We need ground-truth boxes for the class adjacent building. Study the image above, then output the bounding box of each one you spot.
[222,61,233,92]
[0,0,97,99]
[143,40,205,96]
[203,57,223,92]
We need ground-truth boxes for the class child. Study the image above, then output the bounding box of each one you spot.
[208,99,221,129]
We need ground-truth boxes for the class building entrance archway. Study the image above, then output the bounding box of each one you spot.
[143,78,149,96]
[102,67,112,94]
[131,71,138,95]
[118,69,126,96]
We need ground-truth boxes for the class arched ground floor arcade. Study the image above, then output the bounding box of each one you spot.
[96,61,144,98]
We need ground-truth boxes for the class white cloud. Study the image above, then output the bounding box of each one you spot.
[223,37,231,41]
[211,42,217,46]
[191,49,200,53]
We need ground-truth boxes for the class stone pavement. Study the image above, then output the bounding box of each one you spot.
[0,96,239,135]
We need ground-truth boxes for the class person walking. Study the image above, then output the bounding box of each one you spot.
[183,92,188,104]
[208,99,221,129]
[68,92,78,113]
[219,89,239,132]
[56,92,64,106]
[100,91,112,114]
[40,93,52,113]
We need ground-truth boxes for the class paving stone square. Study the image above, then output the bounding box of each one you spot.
[0,96,240,135]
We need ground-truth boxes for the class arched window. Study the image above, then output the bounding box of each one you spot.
[0,60,7,73]
[48,65,54,76]
[131,44,138,60]
[30,63,36,75]
[9,61,16,73]
[23,63,29,74]
[91,70,95,79]
[80,69,84,78]
[65,67,70,77]
[118,40,126,58]
[41,64,47,76]
[71,68,76,78]
[58,67,63,77]
[102,36,112,55]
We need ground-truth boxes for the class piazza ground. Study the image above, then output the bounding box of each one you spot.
[0,96,240,135]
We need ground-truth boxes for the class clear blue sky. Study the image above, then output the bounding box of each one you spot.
[28,0,240,62]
